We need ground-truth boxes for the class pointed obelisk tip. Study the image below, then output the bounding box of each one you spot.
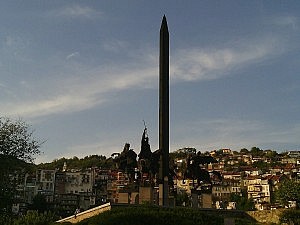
[161,15,168,30]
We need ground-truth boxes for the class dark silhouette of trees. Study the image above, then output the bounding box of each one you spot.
[250,147,264,157]
[30,193,49,213]
[240,148,249,154]
[0,155,33,211]
[277,179,300,207]
[230,192,255,211]
[0,117,43,163]
[38,154,113,170]
[0,117,42,213]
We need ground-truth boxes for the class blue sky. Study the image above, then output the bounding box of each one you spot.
[1,1,300,163]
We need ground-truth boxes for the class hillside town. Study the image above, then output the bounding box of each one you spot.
[7,128,300,218]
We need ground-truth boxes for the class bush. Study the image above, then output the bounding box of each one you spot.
[76,206,225,225]
[0,211,56,225]
[280,210,300,225]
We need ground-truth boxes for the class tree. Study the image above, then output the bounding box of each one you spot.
[0,117,43,163]
[230,192,255,211]
[0,117,43,212]
[0,155,31,211]
[175,191,190,207]
[31,193,49,213]
[277,179,300,207]
[240,148,249,154]
[250,147,263,157]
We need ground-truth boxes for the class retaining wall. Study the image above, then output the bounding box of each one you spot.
[246,209,284,224]
[56,202,111,224]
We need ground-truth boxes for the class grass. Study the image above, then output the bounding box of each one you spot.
[72,205,257,225]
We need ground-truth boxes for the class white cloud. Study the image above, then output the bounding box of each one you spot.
[66,52,80,60]
[102,39,129,53]
[51,4,102,19]
[0,34,285,120]
[2,35,29,58]
[171,37,281,81]
[270,15,298,30]
[1,61,157,119]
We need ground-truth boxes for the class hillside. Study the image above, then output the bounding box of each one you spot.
[70,206,257,225]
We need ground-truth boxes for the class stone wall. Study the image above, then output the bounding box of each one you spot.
[139,187,153,204]
[56,202,111,224]
[246,209,284,224]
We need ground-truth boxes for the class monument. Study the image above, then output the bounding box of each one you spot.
[159,15,169,207]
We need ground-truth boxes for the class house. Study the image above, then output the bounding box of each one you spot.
[222,172,241,180]
[265,174,289,196]
[212,179,241,203]
[281,157,297,165]
[243,176,271,207]
[36,169,56,203]
[287,151,300,158]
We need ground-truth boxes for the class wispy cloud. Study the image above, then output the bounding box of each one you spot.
[102,39,129,53]
[2,35,29,58]
[1,62,157,119]
[50,4,102,19]
[66,52,80,60]
[1,34,285,120]
[270,15,298,30]
[171,37,281,81]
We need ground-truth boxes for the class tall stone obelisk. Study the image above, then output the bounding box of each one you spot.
[159,15,169,207]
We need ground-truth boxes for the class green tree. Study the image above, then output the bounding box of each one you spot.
[0,117,42,162]
[38,155,114,170]
[280,210,300,225]
[230,192,255,211]
[240,148,249,154]
[250,147,263,157]
[277,179,300,207]
[252,161,269,173]
[0,117,43,212]
[175,191,190,207]
[30,194,49,213]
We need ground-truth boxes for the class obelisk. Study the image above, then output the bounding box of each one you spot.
[159,15,169,207]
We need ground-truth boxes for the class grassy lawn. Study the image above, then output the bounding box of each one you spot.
[71,206,257,225]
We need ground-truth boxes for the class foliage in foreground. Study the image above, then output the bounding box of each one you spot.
[0,117,42,211]
[276,179,300,208]
[279,210,300,225]
[74,206,257,225]
[0,211,57,225]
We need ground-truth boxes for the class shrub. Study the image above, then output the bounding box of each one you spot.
[0,211,56,225]
[77,206,224,225]
[280,210,300,225]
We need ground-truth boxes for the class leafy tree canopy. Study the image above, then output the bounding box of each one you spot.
[0,117,41,211]
[0,117,43,163]
[230,193,255,211]
[240,148,249,154]
[38,154,113,170]
[277,179,300,207]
